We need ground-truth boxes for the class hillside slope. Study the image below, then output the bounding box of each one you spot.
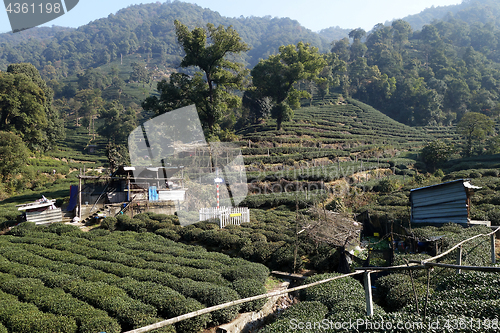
[0,1,331,72]
[238,96,432,150]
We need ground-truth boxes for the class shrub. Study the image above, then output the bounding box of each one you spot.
[101,217,117,231]
[180,226,204,242]
[221,263,270,284]
[433,169,445,178]
[279,301,328,322]
[240,241,285,264]
[46,223,82,235]
[482,169,499,177]
[0,290,78,333]
[437,271,500,291]
[155,228,181,241]
[375,273,411,301]
[259,301,329,333]
[469,171,482,178]
[375,179,398,193]
[189,284,241,325]
[198,230,241,249]
[116,214,133,230]
[385,279,427,311]
[269,245,303,272]
[232,278,267,312]
[302,273,364,311]
[250,233,267,242]
[310,247,339,272]
[7,221,37,236]
[0,273,122,333]
[115,278,209,333]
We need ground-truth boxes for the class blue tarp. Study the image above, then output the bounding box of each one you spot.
[149,186,158,202]
[67,185,78,211]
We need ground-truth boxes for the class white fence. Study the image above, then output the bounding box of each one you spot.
[199,207,250,228]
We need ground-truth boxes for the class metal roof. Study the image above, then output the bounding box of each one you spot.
[410,179,470,193]
[410,179,477,225]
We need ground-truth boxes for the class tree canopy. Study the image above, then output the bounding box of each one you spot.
[0,63,64,151]
[420,140,454,170]
[252,42,327,130]
[143,20,250,136]
[457,112,495,156]
[0,131,29,182]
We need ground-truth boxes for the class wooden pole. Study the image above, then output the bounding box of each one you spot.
[408,263,419,316]
[423,262,500,272]
[491,234,496,265]
[363,272,374,317]
[127,174,131,202]
[424,268,431,319]
[78,169,82,220]
[456,245,462,274]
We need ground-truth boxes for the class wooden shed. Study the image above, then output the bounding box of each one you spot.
[410,179,489,226]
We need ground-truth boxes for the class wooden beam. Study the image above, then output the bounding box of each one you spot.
[271,271,307,280]
[78,175,183,181]
[424,262,500,272]
[355,265,425,272]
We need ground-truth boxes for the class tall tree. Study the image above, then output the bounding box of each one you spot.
[98,101,137,145]
[143,20,250,136]
[457,112,495,156]
[241,90,272,124]
[0,63,64,151]
[0,131,29,182]
[75,89,104,139]
[421,140,454,171]
[98,102,136,170]
[251,42,327,130]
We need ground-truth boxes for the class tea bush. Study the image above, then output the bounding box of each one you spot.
[302,273,364,311]
[232,278,267,312]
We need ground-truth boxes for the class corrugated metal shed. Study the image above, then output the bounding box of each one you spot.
[17,199,62,225]
[410,179,479,225]
[25,208,62,225]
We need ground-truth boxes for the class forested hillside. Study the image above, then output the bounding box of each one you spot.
[2,0,500,198]
[401,0,500,30]
[0,1,330,73]
[336,0,500,126]
[0,26,74,45]
[2,0,500,130]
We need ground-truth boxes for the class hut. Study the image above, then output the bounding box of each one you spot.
[16,197,62,225]
[410,179,489,226]
[71,166,186,221]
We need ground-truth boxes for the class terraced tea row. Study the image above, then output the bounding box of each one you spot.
[0,225,269,333]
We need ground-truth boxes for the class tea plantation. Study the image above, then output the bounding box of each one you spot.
[0,223,269,333]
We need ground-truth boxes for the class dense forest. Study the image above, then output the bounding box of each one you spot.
[1,0,500,131]
[0,1,331,72]
[336,0,500,126]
